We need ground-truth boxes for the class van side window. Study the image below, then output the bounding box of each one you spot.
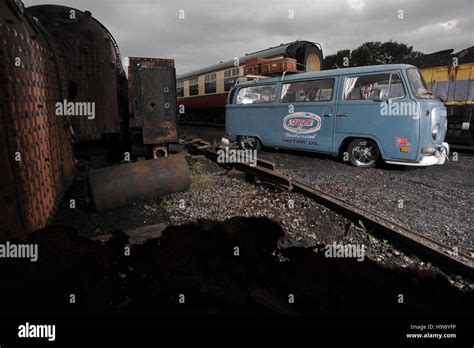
[388,74,405,99]
[280,79,334,103]
[236,85,276,104]
[343,73,405,100]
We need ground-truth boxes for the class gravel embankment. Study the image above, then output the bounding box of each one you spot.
[163,157,474,289]
[51,131,473,287]
[257,149,474,255]
[179,124,473,255]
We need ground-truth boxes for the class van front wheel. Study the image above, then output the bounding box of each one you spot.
[238,136,261,152]
[347,139,379,168]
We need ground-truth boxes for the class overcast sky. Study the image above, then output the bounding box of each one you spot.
[24,0,473,74]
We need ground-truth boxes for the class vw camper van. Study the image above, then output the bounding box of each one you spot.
[224,64,449,167]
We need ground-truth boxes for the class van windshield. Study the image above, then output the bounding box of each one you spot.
[407,68,435,99]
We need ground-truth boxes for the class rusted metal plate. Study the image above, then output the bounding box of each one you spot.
[88,154,190,212]
[26,4,125,142]
[128,57,178,145]
[0,0,76,238]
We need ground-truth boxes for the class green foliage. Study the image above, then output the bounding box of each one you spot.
[355,219,374,242]
[323,49,351,69]
[355,219,366,233]
[323,41,423,69]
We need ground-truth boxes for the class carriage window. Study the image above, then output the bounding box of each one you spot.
[343,73,405,100]
[205,73,217,94]
[225,68,240,78]
[224,68,241,91]
[188,77,199,96]
[224,77,238,91]
[176,81,184,97]
[235,85,276,104]
[280,79,334,103]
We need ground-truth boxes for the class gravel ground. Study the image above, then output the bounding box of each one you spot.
[50,125,473,287]
[164,159,348,243]
[256,149,474,255]
[163,157,474,289]
[179,124,473,255]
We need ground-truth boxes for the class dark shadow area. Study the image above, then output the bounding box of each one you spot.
[0,217,471,320]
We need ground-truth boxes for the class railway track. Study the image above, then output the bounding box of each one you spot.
[180,136,474,279]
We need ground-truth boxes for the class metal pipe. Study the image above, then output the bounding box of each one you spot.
[89,154,190,212]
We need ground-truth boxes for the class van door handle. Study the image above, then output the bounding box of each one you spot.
[322,113,333,117]
[337,112,349,117]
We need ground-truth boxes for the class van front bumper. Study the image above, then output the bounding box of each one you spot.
[221,133,237,144]
[385,142,450,166]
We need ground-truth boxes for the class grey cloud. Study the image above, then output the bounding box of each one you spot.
[23,0,473,74]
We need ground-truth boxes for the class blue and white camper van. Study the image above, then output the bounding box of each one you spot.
[224,64,449,168]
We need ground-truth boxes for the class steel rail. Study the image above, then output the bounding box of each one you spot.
[185,140,474,279]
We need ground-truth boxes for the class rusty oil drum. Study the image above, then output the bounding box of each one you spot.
[89,154,190,212]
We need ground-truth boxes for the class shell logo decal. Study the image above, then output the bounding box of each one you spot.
[395,138,410,147]
[283,112,321,134]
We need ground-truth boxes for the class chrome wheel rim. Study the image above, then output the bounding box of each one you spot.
[352,142,377,166]
[240,136,257,150]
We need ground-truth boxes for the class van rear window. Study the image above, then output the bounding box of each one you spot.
[236,85,276,104]
[280,79,334,103]
[343,73,405,100]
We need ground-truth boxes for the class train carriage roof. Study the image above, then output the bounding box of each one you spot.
[400,47,474,69]
[177,40,321,80]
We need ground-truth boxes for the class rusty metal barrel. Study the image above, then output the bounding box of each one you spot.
[89,154,190,212]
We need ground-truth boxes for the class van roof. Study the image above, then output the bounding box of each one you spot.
[236,64,416,86]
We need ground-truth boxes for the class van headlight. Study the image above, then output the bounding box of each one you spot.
[422,146,436,154]
[432,124,440,141]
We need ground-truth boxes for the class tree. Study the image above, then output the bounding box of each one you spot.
[323,41,422,69]
[323,49,351,69]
